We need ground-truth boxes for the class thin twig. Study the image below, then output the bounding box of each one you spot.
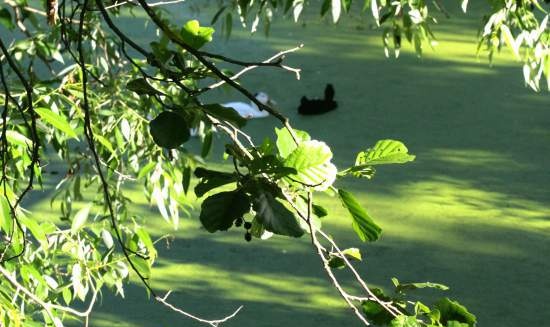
[203,44,303,91]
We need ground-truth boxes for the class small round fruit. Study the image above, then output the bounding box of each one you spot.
[244,221,252,230]
[244,232,252,242]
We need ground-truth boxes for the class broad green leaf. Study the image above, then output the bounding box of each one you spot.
[149,111,189,149]
[275,127,310,158]
[283,140,337,191]
[338,189,381,242]
[328,247,362,269]
[355,139,415,166]
[252,187,304,237]
[180,20,215,49]
[194,167,238,197]
[201,104,247,128]
[248,155,297,178]
[0,9,15,30]
[127,78,161,95]
[362,298,395,325]
[200,190,250,232]
[390,315,422,327]
[434,298,477,327]
[35,107,78,140]
[392,278,449,293]
[71,204,92,234]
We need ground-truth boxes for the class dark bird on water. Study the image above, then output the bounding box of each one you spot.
[298,84,338,115]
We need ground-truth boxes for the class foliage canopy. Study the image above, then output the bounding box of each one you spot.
[0,0,547,325]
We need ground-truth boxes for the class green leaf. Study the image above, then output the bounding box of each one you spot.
[252,186,304,237]
[321,0,331,16]
[19,214,48,248]
[338,189,381,242]
[0,197,13,235]
[311,203,328,218]
[127,78,161,95]
[434,298,477,327]
[71,263,87,301]
[129,256,151,279]
[248,155,297,178]
[331,0,341,23]
[328,247,362,269]
[201,130,213,158]
[201,104,247,128]
[283,140,337,191]
[355,139,415,166]
[275,127,310,158]
[392,278,450,294]
[35,107,78,140]
[361,294,395,326]
[149,111,190,149]
[194,167,238,197]
[389,315,422,327]
[71,204,92,234]
[199,190,250,232]
[0,8,15,30]
[180,20,215,49]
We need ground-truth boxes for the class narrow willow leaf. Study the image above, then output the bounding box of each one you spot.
[201,130,213,158]
[130,257,151,279]
[71,263,87,301]
[0,197,13,234]
[71,204,92,234]
[321,0,331,16]
[500,25,520,60]
[127,78,160,95]
[35,107,78,139]
[331,0,341,23]
[461,0,468,13]
[338,189,381,242]
[199,190,250,232]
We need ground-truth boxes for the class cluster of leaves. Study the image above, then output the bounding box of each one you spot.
[362,279,476,327]
[206,0,550,88]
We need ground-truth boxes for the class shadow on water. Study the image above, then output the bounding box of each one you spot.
[24,1,550,326]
